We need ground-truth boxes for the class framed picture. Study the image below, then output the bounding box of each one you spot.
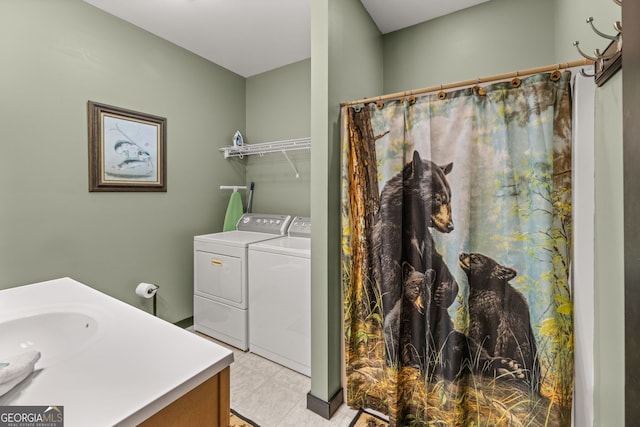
[88,101,166,192]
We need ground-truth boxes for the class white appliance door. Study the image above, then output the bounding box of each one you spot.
[194,295,248,350]
[249,250,310,376]
[195,250,244,308]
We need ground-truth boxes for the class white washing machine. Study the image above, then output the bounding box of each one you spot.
[248,216,311,376]
[193,213,291,350]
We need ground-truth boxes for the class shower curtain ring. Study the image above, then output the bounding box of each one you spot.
[511,70,521,87]
[550,69,563,81]
[473,79,486,96]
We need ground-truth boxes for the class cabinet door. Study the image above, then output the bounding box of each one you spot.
[195,251,243,307]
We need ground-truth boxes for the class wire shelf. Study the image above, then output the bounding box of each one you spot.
[220,137,311,159]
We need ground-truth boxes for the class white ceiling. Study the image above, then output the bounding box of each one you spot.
[82,0,489,78]
[360,0,489,34]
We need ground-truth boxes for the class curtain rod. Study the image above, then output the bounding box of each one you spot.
[341,59,593,107]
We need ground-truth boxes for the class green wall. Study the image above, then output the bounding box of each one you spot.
[382,0,555,93]
[310,0,383,403]
[334,0,624,423]
[245,59,311,217]
[0,0,246,323]
[555,1,624,425]
[1,1,624,422]
[555,0,621,62]
[593,72,624,427]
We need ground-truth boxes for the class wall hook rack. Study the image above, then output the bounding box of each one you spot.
[573,41,598,62]
[573,2,622,86]
[586,16,618,41]
[580,67,596,78]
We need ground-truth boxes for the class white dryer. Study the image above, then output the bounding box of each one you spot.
[194,213,291,350]
[248,216,311,376]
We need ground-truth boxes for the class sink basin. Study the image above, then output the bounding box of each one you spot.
[0,312,100,369]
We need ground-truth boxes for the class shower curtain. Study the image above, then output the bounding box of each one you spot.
[341,71,574,426]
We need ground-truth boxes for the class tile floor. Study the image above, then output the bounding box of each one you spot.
[190,329,360,427]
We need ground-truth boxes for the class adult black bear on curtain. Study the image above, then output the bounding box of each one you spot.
[374,150,457,369]
[459,252,541,393]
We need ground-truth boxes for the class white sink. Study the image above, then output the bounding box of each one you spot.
[0,311,100,369]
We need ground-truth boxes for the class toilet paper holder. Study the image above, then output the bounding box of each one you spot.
[136,283,159,316]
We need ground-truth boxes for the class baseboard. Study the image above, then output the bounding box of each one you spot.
[306,388,343,420]
[174,316,194,329]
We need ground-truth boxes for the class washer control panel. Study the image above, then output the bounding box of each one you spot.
[236,214,292,235]
[288,217,311,238]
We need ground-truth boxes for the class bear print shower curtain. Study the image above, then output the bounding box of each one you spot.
[341,71,573,426]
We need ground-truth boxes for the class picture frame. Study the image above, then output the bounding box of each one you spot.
[88,101,166,192]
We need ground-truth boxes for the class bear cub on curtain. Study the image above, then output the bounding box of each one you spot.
[383,264,435,367]
[459,252,541,393]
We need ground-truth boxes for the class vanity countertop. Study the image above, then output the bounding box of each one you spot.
[0,277,234,427]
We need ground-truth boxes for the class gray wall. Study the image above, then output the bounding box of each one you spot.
[245,59,311,217]
[0,0,246,323]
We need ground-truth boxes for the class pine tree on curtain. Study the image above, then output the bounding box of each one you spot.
[341,71,573,426]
